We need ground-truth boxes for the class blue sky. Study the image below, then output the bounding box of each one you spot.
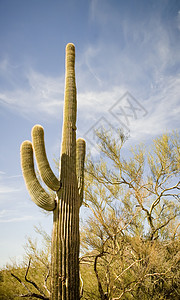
[0,0,180,267]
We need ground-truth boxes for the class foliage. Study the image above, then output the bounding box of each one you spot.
[1,131,180,299]
[80,130,180,299]
[0,227,51,299]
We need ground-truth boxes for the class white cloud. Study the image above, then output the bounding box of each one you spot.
[0,63,65,119]
[0,5,179,136]
[87,1,180,93]
[0,209,8,217]
[0,172,24,207]
[0,208,33,223]
[177,10,180,31]
[78,72,180,152]
[126,73,180,143]
[76,3,180,148]
[0,171,6,180]
[0,185,21,194]
[6,174,23,179]
[0,215,35,223]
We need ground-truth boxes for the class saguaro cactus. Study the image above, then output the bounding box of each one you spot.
[20,43,86,299]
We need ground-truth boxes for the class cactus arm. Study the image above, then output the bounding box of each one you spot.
[76,138,86,206]
[20,141,56,211]
[31,125,60,191]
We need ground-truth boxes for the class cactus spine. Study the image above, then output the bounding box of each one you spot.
[20,43,86,299]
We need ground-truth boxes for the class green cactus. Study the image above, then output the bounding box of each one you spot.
[20,43,86,299]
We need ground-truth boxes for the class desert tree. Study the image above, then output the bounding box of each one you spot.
[80,130,180,299]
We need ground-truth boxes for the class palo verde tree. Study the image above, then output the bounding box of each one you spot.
[86,130,180,241]
[81,130,180,299]
[20,43,86,300]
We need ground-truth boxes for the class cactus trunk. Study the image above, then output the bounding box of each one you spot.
[20,43,85,300]
[51,43,80,299]
[51,184,80,299]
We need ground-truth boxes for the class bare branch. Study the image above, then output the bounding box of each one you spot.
[80,272,84,299]
[94,252,107,300]
[11,258,49,300]
[114,259,143,283]
[43,267,50,296]
[17,293,49,299]
[25,258,47,297]
[150,214,177,240]
[11,273,31,294]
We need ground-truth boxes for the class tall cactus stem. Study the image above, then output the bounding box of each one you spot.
[20,43,86,299]
[51,43,80,299]
[51,186,80,299]
[61,43,76,168]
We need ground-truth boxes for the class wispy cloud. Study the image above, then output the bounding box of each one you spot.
[177,10,180,31]
[0,62,65,119]
[0,2,179,139]
[0,185,21,194]
[78,72,180,138]
[0,215,35,223]
[0,171,5,175]
[77,1,180,148]
[0,206,47,223]
[0,209,36,223]
[0,172,23,202]
[6,174,23,179]
[88,1,180,87]
[126,74,180,143]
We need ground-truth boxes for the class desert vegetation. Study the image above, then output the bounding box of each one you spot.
[0,130,180,299]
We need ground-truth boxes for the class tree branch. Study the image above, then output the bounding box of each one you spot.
[94,252,108,300]
[25,258,47,297]
[11,273,31,294]
[11,258,49,300]
[43,267,50,296]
